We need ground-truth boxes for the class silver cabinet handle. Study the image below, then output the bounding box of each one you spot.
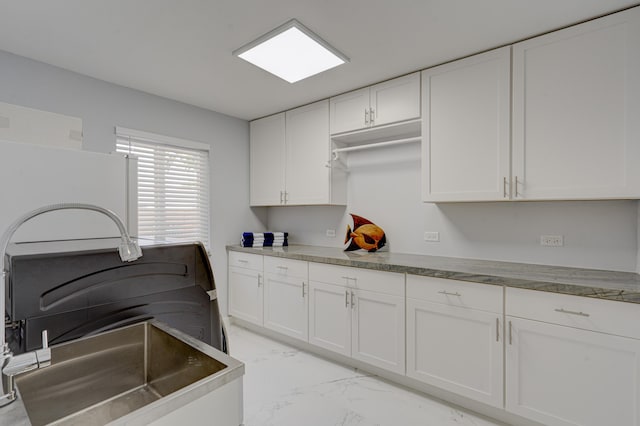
[438,290,461,297]
[508,321,512,345]
[554,308,590,317]
[341,276,357,281]
[257,274,262,287]
[503,177,508,198]
[345,290,350,308]
[280,191,284,204]
[364,108,369,125]
[302,282,305,298]
[276,265,288,270]
[496,318,500,342]
[370,108,375,125]
[514,176,520,198]
[284,191,289,204]
[350,291,355,308]
[237,259,248,264]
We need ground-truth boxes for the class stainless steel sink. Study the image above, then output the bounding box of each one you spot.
[12,321,243,426]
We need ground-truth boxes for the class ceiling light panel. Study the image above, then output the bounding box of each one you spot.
[234,19,348,83]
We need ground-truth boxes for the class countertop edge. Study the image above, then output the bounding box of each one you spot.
[226,245,640,304]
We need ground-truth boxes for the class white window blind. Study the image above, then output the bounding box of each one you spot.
[116,128,210,249]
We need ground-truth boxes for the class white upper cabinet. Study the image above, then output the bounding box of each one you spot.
[329,88,370,135]
[421,7,640,202]
[249,113,285,206]
[422,47,511,202]
[285,100,332,205]
[512,7,640,200]
[330,73,420,135]
[250,100,346,206]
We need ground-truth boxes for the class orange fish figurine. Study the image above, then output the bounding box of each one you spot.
[344,214,386,252]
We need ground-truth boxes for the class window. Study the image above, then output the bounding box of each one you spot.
[116,127,210,249]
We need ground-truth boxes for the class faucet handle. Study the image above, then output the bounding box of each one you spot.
[41,330,48,349]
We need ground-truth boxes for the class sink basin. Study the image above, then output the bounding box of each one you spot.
[13,321,243,426]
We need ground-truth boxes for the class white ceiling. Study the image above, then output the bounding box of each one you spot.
[0,0,638,121]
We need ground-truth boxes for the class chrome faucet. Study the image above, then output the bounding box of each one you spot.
[1,330,51,405]
[0,203,142,407]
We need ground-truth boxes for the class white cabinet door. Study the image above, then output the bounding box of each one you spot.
[512,8,640,200]
[370,72,421,128]
[351,289,405,374]
[228,266,263,325]
[329,87,370,135]
[329,73,420,135]
[250,113,285,206]
[308,280,351,356]
[422,47,511,202]
[407,299,503,408]
[506,317,640,426]
[263,272,308,342]
[285,100,331,205]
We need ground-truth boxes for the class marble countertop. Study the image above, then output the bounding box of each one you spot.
[227,245,640,304]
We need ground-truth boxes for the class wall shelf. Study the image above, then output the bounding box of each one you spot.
[330,119,420,145]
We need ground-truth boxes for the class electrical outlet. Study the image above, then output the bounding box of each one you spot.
[540,235,563,247]
[326,229,336,238]
[424,231,440,242]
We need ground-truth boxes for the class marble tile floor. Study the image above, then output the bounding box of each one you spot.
[226,324,504,426]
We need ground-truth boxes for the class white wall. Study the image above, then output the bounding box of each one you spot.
[0,49,267,315]
[268,142,639,272]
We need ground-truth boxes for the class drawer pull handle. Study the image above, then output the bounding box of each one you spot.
[503,177,508,198]
[341,276,357,281]
[438,290,461,297]
[554,308,590,317]
[237,259,249,263]
[496,318,500,342]
[345,290,350,308]
[351,291,355,308]
[276,266,289,270]
[509,321,512,345]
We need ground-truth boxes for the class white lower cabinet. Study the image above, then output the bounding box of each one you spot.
[406,275,503,408]
[505,287,640,426]
[308,280,352,356]
[229,251,640,426]
[308,263,405,374]
[263,257,309,342]
[228,252,264,326]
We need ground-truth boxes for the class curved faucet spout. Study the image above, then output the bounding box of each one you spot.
[0,203,142,406]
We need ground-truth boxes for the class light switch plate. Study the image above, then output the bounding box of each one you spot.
[540,235,563,246]
[424,232,440,242]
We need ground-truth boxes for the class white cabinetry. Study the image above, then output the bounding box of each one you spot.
[506,287,640,426]
[263,257,309,342]
[406,275,503,408]
[308,263,405,374]
[249,113,285,206]
[422,7,640,202]
[250,100,345,206]
[421,47,511,202]
[330,73,420,135]
[512,7,640,200]
[228,252,264,325]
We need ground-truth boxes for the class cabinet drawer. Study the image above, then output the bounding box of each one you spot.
[309,262,404,297]
[228,251,263,271]
[506,287,640,339]
[407,275,502,313]
[264,256,307,278]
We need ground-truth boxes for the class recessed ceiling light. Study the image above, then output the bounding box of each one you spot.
[233,19,349,84]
